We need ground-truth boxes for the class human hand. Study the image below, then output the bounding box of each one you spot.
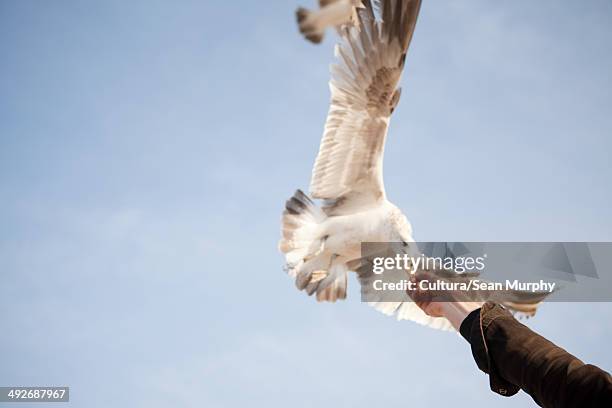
[407,271,447,317]
[407,270,483,330]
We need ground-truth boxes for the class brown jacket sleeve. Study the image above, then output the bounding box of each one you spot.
[460,302,612,407]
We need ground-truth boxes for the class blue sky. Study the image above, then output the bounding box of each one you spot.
[1,1,611,407]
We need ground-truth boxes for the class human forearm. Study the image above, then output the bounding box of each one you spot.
[439,301,483,331]
[460,302,612,407]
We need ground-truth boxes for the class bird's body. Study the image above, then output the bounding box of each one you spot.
[281,0,546,329]
[316,202,409,260]
[296,0,364,43]
[282,0,430,317]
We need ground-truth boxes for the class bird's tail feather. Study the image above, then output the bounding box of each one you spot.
[279,190,347,302]
[279,189,326,272]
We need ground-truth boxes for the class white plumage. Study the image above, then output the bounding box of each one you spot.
[283,0,448,327]
[281,0,543,330]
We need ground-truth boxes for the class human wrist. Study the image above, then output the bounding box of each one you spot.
[442,302,483,331]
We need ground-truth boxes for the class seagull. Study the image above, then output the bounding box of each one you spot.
[281,0,545,330]
[296,0,365,44]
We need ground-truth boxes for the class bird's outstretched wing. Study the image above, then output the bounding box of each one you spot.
[356,244,550,329]
[309,0,421,215]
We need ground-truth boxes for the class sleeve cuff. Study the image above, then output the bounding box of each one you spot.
[459,307,481,342]
[465,302,521,397]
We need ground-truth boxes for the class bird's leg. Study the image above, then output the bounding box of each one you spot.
[311,253,337,284]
